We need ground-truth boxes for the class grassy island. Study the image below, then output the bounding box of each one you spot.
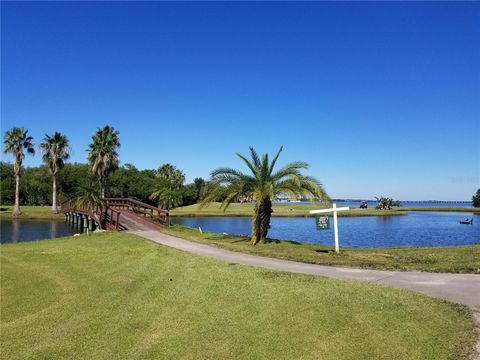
[171,202,480,217]
[171,202,407,217]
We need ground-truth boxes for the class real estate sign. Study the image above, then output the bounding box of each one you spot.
[315,215,330,230]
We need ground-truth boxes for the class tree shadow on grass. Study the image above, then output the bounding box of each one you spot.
[264,238,302,245]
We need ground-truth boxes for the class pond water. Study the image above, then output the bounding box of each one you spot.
[275,201,473,208]
[338,201,473,208]
[1,211,478,248]
[172,212,480,248]
[0,219,76,244]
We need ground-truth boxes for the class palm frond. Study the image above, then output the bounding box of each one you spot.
[235,152,257,177]
[249,147,261,167]
[269,146,283,174]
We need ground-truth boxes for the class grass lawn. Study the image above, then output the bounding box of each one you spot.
[0,205,63,220]
[1,232,476,359]
[171,202,407,217]
[165,225,480,273]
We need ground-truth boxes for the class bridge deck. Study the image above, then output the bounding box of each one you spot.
[61,197,169,231]
[118,211,163,231]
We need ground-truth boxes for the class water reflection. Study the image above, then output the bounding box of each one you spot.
[11,219,20,243]
[1,219,76,244]
[50,220,58,239]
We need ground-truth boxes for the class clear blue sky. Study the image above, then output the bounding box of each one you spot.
[2,2,479,200]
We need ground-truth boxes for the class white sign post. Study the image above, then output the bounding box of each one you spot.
[309,203,350,253]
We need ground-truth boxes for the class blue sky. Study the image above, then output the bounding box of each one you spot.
[2,2,479,200]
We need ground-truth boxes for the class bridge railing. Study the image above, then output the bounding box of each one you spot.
[105,198,170,226]
[61,199,124,230]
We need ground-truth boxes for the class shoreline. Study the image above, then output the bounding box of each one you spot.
[163,224,480,273]
[2,204,479,220]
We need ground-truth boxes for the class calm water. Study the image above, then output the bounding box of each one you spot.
[276,201,473,208]
[1,210,478,247]
[172,212,480,248]
[0,219,76,244]
[340,201,473,208]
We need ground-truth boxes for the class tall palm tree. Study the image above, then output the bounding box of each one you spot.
[202,146,330,245]
[3,127,35,216]
[86,126,120,198]
[40,132,70,214]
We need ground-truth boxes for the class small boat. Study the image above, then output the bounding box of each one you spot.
[459,219,473,225]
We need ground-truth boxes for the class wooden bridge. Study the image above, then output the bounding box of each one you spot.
[61,197,169,232]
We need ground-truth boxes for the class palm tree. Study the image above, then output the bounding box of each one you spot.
[3,127,35,216]
[149,187,183,210]
[150,164,185,210]
[86,126,120,198]
[157,163,185,187]
[40,132,70,214]
[375,196,400,210]
[75,180,105,229]
[202,146,330,245]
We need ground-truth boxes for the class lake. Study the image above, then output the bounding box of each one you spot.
[276,200,473,208]
[172,211,480,248]
[1,210,478,248]
[0,219,76,244]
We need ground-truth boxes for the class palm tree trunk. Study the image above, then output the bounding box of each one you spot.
[51,175,58,214]
[13,174,21,217]
[259,197,273,241]
[251,202,262,245]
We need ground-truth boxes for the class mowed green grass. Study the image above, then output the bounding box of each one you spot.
[1,233,476,359]
[165,225,480,273]
[0,205,63,219]
[171,202,407,217]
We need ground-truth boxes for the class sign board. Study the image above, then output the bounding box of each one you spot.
[315,215,330,230]
[310,203,350,253]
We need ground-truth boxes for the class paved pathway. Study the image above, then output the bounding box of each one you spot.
[130,230,480,307]
[129,229,480,359]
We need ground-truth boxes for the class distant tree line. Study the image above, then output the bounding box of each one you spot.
[0,160,216,209]
[2,126,231,215]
